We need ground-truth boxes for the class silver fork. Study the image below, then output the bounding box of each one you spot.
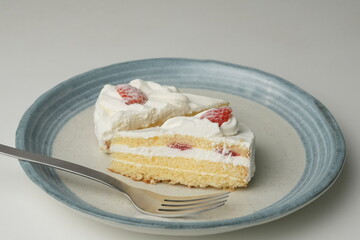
[0,144,229,217]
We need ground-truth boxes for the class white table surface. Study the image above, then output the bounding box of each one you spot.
[1,0,359,239]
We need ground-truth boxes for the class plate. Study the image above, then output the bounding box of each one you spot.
[16,58,345,236]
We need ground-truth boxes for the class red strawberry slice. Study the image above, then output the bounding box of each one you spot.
[116,84,148,105]
[168,142,192,151]
[200,107,232,126]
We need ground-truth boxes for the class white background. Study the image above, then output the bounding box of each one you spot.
[0,0,359,239]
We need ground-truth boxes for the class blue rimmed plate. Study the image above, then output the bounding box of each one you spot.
[16,58,345,236]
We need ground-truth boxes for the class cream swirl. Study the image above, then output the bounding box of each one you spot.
[220,115,239,136]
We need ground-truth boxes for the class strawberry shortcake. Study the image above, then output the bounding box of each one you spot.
[94,80,255,189]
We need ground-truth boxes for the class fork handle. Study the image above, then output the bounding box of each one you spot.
[0,144,127,192]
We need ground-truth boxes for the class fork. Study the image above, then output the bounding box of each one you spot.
[0,144,229,217]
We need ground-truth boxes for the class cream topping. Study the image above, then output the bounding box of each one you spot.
[114,111,254,148]
[94,79,228,146]
[160,111,239,138]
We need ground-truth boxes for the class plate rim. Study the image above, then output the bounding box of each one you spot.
[15,58,346,231]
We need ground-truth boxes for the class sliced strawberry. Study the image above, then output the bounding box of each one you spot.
[215,147,240,157]
[168,142,192,151]
[116,84,148,105]
[200,107,232,126]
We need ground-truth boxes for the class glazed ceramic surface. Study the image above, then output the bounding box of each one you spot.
[16,58,345,235]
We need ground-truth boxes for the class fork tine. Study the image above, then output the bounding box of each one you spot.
[163,191,230,202]
[159,199,227,211]
[126,188,230,217]
[155,201,227,217]
[161,194,229,207]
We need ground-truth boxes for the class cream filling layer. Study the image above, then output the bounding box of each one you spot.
[110,145,255,182]
[110,145,251,167]
[112,158,243,182]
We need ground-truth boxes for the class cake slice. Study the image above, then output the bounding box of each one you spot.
[108,107,255,189]
[94,79,228,151]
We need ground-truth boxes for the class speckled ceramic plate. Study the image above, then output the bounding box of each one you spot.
[16,58,345,236]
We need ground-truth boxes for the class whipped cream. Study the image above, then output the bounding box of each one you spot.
[115,110,254,148]
[94,79,228,147]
